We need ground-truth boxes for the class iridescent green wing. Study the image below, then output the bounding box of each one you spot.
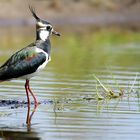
[0,45,46,80]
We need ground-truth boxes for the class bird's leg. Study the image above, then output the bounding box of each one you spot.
[25,79,30,105]
[27,80,38,107]
[25,79,30,124]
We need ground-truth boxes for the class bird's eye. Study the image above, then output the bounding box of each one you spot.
[46,26,51,31]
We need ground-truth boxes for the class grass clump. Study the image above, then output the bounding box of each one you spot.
[93,72,139,102]
[93,74,125,100]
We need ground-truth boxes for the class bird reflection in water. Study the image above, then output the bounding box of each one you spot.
[26,103,39,126]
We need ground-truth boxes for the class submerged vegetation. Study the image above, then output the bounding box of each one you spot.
[93,74,130,100]
[90,72,140,112]
[51,71,140,113]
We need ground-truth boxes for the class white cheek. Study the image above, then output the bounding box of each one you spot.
[38,21,46,27]
[40,30,49,41]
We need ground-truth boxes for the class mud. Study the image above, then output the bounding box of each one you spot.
[0,99,53,109]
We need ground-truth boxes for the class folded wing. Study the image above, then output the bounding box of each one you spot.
[0,47,46,81]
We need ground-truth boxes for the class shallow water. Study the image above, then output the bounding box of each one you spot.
[0,27,140,140]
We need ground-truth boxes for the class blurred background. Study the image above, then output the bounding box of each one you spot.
[0,0,140,72]
[0,0,140,27]
[0,1,140,140]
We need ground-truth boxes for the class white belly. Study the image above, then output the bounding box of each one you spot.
[20,72,39,79]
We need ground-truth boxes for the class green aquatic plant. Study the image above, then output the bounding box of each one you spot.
[93,74,117,98]
[95,82,104,100]
[129,72,139,93]
[93,73,139,99]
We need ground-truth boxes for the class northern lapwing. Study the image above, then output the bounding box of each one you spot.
[0,6,60,107]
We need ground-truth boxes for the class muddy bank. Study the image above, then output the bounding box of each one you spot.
[0,0,139,29]
[0,12,139,30]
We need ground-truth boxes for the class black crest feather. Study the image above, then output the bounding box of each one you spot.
[29,5,40,21]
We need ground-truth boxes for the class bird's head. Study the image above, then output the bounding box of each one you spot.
[29,6,60,41]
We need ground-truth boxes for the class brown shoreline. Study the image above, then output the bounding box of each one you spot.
[0,13,139,30]
[0,0,139,29]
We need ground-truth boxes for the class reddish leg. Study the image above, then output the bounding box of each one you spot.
[25,79,30,105]
[25,79,39,125]
[26,80,39,107]
[25,79,30,124]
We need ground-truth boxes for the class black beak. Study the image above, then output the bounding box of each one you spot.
[52,30,61,36]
